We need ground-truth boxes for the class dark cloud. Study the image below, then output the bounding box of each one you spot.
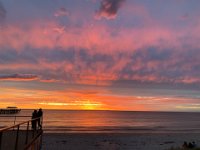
[1,47,200,86]
[96,0,125,19]
[0,74,38,81]
[0,1,6,23]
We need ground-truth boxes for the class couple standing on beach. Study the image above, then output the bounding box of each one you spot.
[32,108,43,130]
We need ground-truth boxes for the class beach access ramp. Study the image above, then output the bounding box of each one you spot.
[0,116,43,150]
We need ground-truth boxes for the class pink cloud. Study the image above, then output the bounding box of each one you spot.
[1,17,200,85]
[0,21,195,53]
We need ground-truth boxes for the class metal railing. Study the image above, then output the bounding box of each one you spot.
[0,116,32,128]
[0,116,43,150]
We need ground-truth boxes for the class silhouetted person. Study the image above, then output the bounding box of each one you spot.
[32,110,37,130]
[37,108,43,129]
[188,142,193,148]
[182,141,188,149]
[192,141,196,148]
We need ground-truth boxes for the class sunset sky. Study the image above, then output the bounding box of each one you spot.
[0,0,200,111]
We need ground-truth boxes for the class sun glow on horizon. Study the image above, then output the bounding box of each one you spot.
[37,100,104,110]
[1,86,200,111]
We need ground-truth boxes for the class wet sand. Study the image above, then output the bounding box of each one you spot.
[42,133,200,150]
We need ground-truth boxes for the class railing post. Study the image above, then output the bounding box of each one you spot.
[15,125,20,150]
[25,121,29,144]
[13,116,17,130]
[14,116,16,126]
[39,131,43,150]
[41,116,43,129]
[0,132,2,150]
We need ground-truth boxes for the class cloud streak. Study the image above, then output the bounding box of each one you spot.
[0,74,38,81]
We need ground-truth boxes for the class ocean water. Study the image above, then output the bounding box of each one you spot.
[1,110,200,133]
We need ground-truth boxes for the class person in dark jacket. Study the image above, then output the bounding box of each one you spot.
[37,108,43,129]
[31,110,37,130]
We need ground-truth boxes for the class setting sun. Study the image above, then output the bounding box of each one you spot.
[80,100,103,110]
[36,100,104,110]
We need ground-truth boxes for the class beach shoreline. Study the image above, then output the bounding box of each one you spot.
[42,132,200,150]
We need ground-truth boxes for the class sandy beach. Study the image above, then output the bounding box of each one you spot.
[42,133,200,150]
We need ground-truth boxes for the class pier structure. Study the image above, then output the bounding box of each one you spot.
[0,116,43,150]
[0,107,21,114]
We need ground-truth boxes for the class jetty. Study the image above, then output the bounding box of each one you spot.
[0,107,21,114]
[0,116,43,150]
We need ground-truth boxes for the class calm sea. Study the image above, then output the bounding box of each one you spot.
[1,110,200,133]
